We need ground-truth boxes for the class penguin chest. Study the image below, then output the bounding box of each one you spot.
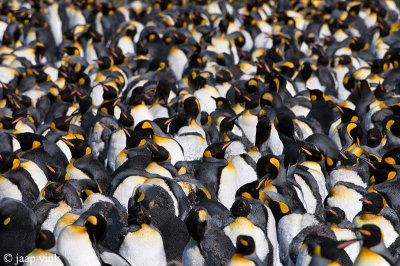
[130,104,154,128]
[119,224,166,266]
[218,160,237,208]
[354,215,398,248]
[118,36,135,55]
[42,201,71,232]
[224,217,269,262]
[56,140,72,162]
[113,176,147,209]
[354,247,391,266]
[229,155,257,189]
[149,103,169,119]
[293,174,317,214]
[329,168,366,189]
[182,238,205,266]
[194,86,220,114]
[168,47,187,80]
[238,112,258,145]
[57,225,101,266]
[153,135,184,165]
[145,162,172,179]
[107,130,127,171]
[228,255,256,266]
[28,249,64,266]
[326,185,363,221]
[175,128,207,161]
[20,161,48,192]
[66,159,91,181]
[0,176,22,201]
[263,125,283,156]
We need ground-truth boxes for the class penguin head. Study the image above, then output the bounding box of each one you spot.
[274,113,295,139]
[231,198,251,218]
[36,230,56,250]
[96,56,113,70]
[215,69,232,83]
[255,111,272,149]
[184,96,200,121]
[367,128,383,148]
[110,46,126,65]
[61,138,91,159]
[311,238,357,261]
[336,105,359,123]
[156,80,172,104]
[346,122,363,146]
[42,182,65,203]
[78,95,93,114]
[360,192,385,214]
[300,145,325,163]
[128,205,151,226]
[358,224,383,247]
[0,151,19,173]
[148,140,171,162]
[11,132,44,151]
[203,141,232,159]
[219,116,237,134]
[131,183,175,214]
[236,235,256,255]
[338,151,358,166]
[214,97,232,110]
[51,116,73,132]
[185,207,207,242]
[325,207,346,225]
[84,213,107,245]
[256,155,280,180]
[368,161,396,184]
[118,112,134,128]
[384,116,400,138]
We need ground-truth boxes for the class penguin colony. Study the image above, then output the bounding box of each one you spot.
[2,0,400,265]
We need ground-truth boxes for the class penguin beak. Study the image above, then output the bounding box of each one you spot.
[62,139,74,147]
[164,116,175,125]
[222,141,233,150]
[339,152,348,160]
[46,165,55,173]
[360,199,372,205]
[122,127,131,137]
[329,209,337,216]
[337,239,358,249]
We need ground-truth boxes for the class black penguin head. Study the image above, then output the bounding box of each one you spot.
[96,56,113,70]
[336,105,359,124]
[11,132,44,151]
[358,224,383,247]
[219,116,237,134]
[128,205,152,226]
[156,80,172,104]
[110,46,126,65]
[231,198,251,217]
[367,128,383,148]
[184,96,200,120]
[131,183,175,214]
[78,95,93,114]
[148,140,171,162]
[42,182,65,203]
[256,155,280,180]
[215,69,232,83]
[185,207,207,242]
[203,141,232,159]
[61,138,90,159]
[118,112,134,128]
[36,230,56,250]
[236,235,256,255]
[84,213,107,245]
[325,207,345,225]
[312,238,357,261]
[361,192,385,214]
[385,116,400,138]
[346,123,363,146]
[61,45,80,56]
[274,113,295,139]
[51,116,72,132]
[0,151,19,173]
[338,151,358,166]
[300,145,325,162]
[368,161,396,184]
[255,112,272,149]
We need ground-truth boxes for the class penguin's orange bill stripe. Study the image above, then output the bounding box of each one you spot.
[365,160,376,170]
[12,117,23,124]
[62,139,74,147]
[122,127,131,137]
[222,141,232,150]
[337,239,358,249]
[329,209,337,215]
[301,147,312,156]
[340,152,348,160]
[46,165,55,173]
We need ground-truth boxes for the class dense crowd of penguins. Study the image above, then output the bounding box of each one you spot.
[3,0,400,265]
